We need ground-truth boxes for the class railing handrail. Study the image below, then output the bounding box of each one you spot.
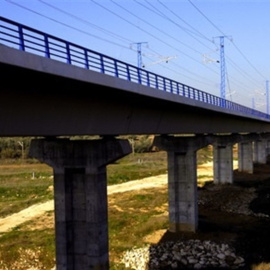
[0,16,269,120]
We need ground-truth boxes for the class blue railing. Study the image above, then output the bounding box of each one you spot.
[0,16,269,120]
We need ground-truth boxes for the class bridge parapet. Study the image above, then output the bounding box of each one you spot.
[0,16,268,121]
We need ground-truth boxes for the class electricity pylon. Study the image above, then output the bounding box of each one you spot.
[219,36,226,100]
[214,36,231,102]
[131,42,148,68]
[266,80,269,114]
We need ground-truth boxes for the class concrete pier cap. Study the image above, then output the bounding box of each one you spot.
[29,136,132,169]
[29,136,132,270]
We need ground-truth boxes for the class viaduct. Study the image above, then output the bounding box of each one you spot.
[1,16,270,269]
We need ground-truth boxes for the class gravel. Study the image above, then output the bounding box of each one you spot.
[121,239,245,269]
[121,183,270,270]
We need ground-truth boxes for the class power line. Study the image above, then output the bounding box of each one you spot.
[4,0,131,51]
[134,0,216,53]
[105,0,220,76]
[156,0,214,44]
[38,0,134,44]
[110,0,208,57]
[4,0,265,110]
[4,0,218,89]
[188,0,267,85]
[230,41,267,81]
[187,0,226,36]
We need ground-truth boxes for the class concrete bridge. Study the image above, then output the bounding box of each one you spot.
[1,16,270,269]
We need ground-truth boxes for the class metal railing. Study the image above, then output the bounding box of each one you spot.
[0,16,268,120]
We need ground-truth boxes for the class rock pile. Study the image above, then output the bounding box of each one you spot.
[198,184,269,218]
[121,240,245,269]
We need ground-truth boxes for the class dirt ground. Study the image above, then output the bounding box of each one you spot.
[1,161,270,270]
[0,161,218,234]
[156,163,270,270]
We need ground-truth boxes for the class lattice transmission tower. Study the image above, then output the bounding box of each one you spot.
[131,42,148,68]
[214,36,231,103]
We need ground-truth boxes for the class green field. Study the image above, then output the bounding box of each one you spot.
[0,147,213,269]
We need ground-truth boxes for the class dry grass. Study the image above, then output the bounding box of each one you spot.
[252,263,270,270]
[0,148,214,269]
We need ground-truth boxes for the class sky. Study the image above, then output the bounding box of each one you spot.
[1,0,270,112]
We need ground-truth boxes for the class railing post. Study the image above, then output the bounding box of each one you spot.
[146,72,150,87]
[188,87,191,98]
[155,75,159,89]
[195,90,199,100]
[18,25,25,51]
[44,35,50,58]
[183,86,186,97]
[114,60,119,78]
[66,42,71,64]
[100,55,105,73]
[176,83,180,95]
[163,78,166,91]
[170,80,173,93]
[84,49,89,69]
[206,93,209,104]
[127,65,131,81]
[138,68,142,84]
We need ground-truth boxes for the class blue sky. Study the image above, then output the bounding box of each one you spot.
[1,0,270,112]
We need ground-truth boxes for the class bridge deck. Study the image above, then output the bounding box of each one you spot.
[1,44,270,136]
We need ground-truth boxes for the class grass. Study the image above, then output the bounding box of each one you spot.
[0,226,55,270]
[109,188,168,258]
[107,151,168,185]
[0,165,53,218]
[252,263,270,270]
[0,147,213,269]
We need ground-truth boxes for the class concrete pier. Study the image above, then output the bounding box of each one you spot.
[154,135,210,232]
[254,139,267,164]
[238,141,253,174]
[29,138,131,270]
[213,136,236,184]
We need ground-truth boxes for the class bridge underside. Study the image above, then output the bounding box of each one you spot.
[1,45,270,137]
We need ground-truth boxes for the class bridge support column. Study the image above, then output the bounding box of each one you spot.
[238,141,253,174]
[213,137,235,184]
[29,138,131,270]
[154,135,209,233]
[253,139,267,164]
[266,139,270,156]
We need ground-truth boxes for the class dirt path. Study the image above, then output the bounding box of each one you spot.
[0,161,236,234]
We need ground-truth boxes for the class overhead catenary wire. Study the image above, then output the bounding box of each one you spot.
[188,0,267,86]
[38,0,134,45]
[4,0,131,51]
[5,0,215,86]
[111,0,204,56]
[134,0,217,53]
[187,0,226,36]
[91,0,221,79]
[187,0,268,110]
[156,0,214,44]
[3,0,267,110]
[133,0,261,97]
[38,0,217,84]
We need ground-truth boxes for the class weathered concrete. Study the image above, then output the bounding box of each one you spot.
[154,135,210,232]
[213,143,233,184]
[253,139,268,164]
[29,137,131,270]
[238,141,253,174]
[266,139,270,156]
[212,135,240,184]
